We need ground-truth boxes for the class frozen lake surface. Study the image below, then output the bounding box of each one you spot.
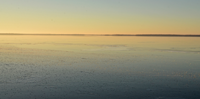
[0,36,200,99]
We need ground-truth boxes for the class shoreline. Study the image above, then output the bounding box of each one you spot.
[0,33,200,37]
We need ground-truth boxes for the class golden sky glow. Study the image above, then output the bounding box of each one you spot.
[0,0,200,34]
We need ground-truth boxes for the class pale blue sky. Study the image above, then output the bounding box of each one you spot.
[1,0,200,17]
[1,0,200,34]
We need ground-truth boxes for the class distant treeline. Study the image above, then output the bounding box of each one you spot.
[0,33,200,37]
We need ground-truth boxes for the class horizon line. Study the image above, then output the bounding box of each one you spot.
[0,33,200,37]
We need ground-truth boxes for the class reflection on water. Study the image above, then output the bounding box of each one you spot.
[0,36,200,99]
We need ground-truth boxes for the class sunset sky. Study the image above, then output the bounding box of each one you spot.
[0,0,200,34]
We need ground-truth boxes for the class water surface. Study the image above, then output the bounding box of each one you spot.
[0,36,200,99]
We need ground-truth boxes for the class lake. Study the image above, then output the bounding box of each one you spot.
[0,35,200,99]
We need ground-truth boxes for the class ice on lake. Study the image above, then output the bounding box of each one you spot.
[0,36,200,99]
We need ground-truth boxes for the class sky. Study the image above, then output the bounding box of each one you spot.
[0,0,200,34]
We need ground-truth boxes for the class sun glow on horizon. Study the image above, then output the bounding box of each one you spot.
[0,0,200,34]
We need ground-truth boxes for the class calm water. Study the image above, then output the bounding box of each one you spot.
[0,36,200,99]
